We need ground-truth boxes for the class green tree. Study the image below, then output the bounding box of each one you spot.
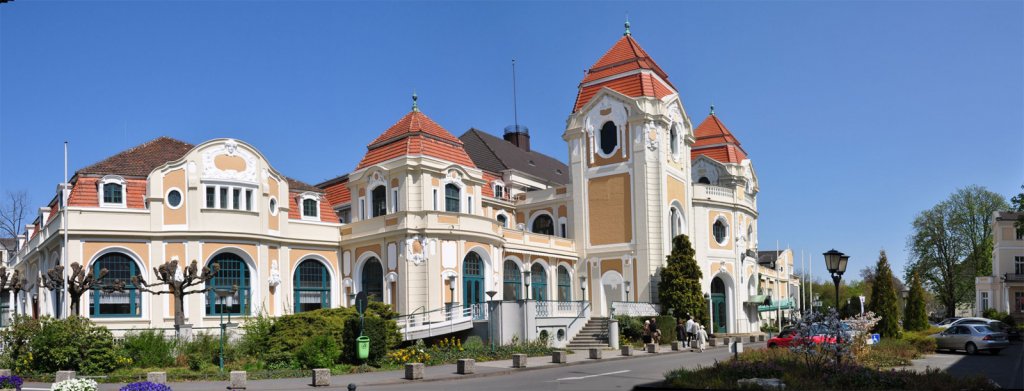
[869,250,901,338]
[1011,184,1024,237]
[903,272,929,331]
[907,185,1007,317]
[658,235,707,326]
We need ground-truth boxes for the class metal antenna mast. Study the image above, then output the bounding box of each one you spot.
[512,59,519,131]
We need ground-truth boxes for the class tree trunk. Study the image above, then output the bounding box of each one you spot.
[174,291,186,328]
[70,292,81,317]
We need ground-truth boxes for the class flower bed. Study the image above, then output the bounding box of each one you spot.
[119,381,171,391]
[51,378,98,391]
[0,375,22,391]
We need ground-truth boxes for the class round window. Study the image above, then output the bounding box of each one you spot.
[269,198,278,214]
[167,189,182,208]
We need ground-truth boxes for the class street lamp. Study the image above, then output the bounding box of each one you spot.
[823,249,848,311]
[624,280,631,302]
[215,287,239,373]
[704,292,712,335]
[523,269,532,301]
[579,275,587,302]
[447,275,457,319]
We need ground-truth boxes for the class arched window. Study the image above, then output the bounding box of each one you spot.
[669,207,682,239]
[496,214,508,228]
[698,177,711,185]
[531,263,547,301]
[557,265,572,301]
[463,252,484,306]
[294,259,330,313]
[670,125,679,157]
[371,186,387,217]
[445,184,460,213]
[503,260,521,301]
[361,257,384,302]
[599,121,618,155]
[90,252,140,317]
[531,214,554,235]
[713,219,728,245]
[302,198,319,218]
[206,253,251,316]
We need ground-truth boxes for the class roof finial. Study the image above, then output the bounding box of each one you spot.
[412,90,419,112]
[624,14,631,36]
[710,103,715,115]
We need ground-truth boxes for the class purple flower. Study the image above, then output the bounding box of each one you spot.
[0,375,23,390]
[119,382,172,391]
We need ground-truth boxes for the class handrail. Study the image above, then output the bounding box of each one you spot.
[567,301,591,331]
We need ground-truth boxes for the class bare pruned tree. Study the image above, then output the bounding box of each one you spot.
[40,262,125,317]
[0,267,26,316]
[132,259,221,329]
[0,190,29,239]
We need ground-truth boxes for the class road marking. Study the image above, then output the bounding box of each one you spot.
[554,369,630,381]
[24,388,50,391]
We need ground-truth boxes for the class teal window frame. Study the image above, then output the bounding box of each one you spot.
[294,259,331,313]
[503,260,521,301]
[557,265,571,301]
[206,253,251,316]
[103,183,123,204]
[90,252,141,318]
[445,184,460,213]
[360,258,384,302]
[530,263,547,301]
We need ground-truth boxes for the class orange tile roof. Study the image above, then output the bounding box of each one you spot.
[357,110,476,169]
[322,177,351,206]
[691,114,748,163]
[574,35,677,112]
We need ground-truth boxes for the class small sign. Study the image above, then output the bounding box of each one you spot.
[871,334,881,344]
[730,341,744,354]
[355,292,368,314]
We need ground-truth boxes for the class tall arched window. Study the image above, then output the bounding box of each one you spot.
[463,252,484,306]
[444,184,460,213]
[713,219,728,245]
[599,121,618,155]
[557,265,572,301]
[206,253,251,316]
[503,260,521,301]
[361,257,384,302]
[669,125,679,157]
[90,252,140,317]
[294,259,331,313]
[669,206,682,239]
[531,214,554,235]
[371,186,387,217]
[530,263,547,301]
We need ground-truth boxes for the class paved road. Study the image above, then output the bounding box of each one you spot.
[910,339,1024,389]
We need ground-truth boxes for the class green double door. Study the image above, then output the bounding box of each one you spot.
[711,293,727,334]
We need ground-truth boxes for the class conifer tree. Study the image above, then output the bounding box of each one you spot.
[869,250,902,338]
[658,235,707,326]
[903,271,929,331]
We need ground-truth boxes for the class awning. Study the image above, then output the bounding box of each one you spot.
[758,298,795,312]
[745,295,770,306]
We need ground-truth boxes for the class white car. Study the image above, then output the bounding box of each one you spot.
[937,317,989,329]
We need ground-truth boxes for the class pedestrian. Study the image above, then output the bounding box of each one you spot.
[642,320,651,344]
[676,319,687,347]
[650,317,661,345]
[696,324,708,352]
[685,316,695,347]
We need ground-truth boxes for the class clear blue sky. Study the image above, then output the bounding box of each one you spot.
[2,1,1022,281]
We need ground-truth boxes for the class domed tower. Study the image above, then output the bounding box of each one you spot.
[563,22,695,317]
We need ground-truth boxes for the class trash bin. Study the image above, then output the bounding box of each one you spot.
[357,336,370,360]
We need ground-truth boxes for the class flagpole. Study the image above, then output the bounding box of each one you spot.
[62,141,69,319]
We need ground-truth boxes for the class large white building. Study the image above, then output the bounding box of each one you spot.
[975,211,1024,323]
[8,25,777,340]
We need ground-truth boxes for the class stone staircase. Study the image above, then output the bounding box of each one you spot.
[566,317,610,349]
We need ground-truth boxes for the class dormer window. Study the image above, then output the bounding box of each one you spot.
[300,194,320,220]
[494,184,504,199]
[99,175,126,208]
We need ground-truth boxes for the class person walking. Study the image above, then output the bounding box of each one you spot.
[696,324,708,353]
[685,316,696,347]
[650,317,662,345]
[642,320,651,344]
[676,319,687,347]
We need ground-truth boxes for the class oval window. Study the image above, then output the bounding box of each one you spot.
[167,189,183,208]
[269,198,278,214]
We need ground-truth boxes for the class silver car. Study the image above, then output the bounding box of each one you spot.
[934,324,1009,355]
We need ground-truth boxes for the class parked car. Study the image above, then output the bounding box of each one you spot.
[933,324,1009,355]
[941,317,988,329]
[944,317,1021,339]
[932,317,961,327]
[767,328,837,348]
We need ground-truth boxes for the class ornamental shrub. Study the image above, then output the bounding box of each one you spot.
[296,334,340,369]
[869,251,902,338]
[658,235,708,326]
[50,378,97,391]
[30,316,123,375]
[655,315,678,344]
[0,316,41,375]
[0,375,23,390]
[341,310,401,366]
[902,272,929,332]
[614,315,645,341]
[121,330,175,368]
[118,382,171,391]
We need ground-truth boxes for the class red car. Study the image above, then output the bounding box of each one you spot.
[767,329,837,348]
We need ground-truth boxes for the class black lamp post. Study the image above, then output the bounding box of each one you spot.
[579,275,587,302]
[823,249,849,311]
[447,275,457,319]
[625,281,631,303]
[523,269,532,301]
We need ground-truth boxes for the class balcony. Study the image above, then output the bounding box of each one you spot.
[1005,274,1024,282]
[693,184,756,211]
[501,229,576,257]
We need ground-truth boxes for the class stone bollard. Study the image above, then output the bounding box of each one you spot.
[588,348,602,359]
[722,337,731,345]
[646,343,659,353]
[457,359,475,375]
[55,371,76,383]
[551,351,567,364]
[228,371,247,390]
[0,369,10,377]
[749,335,757,343]
[709,338,718,347]
[512,354,528,368]
[671,341,683,351]
[759,334,765,342]
[621,345,634,356]
[147,372,167,384]
[312,368,330,387]
[405,363,424,380]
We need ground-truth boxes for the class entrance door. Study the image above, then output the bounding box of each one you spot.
[463,253,484,306]
[601,271,624,316]
[711,277,727,333]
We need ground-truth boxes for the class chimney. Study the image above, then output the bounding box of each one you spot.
[503,125,531,152]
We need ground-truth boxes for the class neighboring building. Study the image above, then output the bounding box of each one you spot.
[755,249,801,329]
[975,211,1024,323]
[9,25,772,339]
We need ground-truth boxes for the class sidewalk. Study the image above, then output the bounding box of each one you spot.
[23,343,738,391]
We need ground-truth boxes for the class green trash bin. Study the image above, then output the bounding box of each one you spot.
[357,336,370,360]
